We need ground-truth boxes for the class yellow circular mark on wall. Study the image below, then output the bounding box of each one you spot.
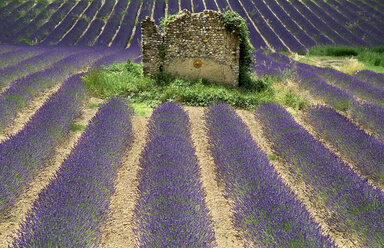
[193,59,202,68]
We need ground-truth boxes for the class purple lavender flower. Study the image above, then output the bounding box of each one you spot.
[0,47,44,69]
[133,102,216,247]
[274,0,333,45]
[0,48,108,131]
[257,103,384,247]
[110,0,142,49]
[28,0,78,43]
[205,102,335,247]
[355,70,384,90]
[0,73,88,218]
[11,97,134,247]
[0,48,74,90]
[41,0,90,46]
[306,105,384,184]
[94,0,130,47]
[349,101,384,142]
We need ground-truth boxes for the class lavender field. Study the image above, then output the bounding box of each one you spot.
[1,0,384,247]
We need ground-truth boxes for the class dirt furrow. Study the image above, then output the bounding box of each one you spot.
[100,115,149,248]
[236,109,358,248]
[185,106,246,248]
[0,97,102,247]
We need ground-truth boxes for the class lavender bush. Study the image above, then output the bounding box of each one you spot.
[0,44,18,54]
[123,0,153,56]
[230,0,288,51]
[0,1,19,20]
[0,0,34,32]
[0,2,46,40]
[205,0,218,11]
[167,0,179,15]
[0,47,43,69]
[263,0,316,48]
[95,0,116,19]
[0,49,106,131]
[205,102,335,247]
[292,65,354,111]
[153,0,166,25]
[193,0,205,13]
[28,0,77,43]
[94,0,129,47]
[313,0,382,46]
[180,0,191,13]
[76,19,105,47]
[0,74,88,218]
[290,0,350,45]
[257,103,384,247]
[5,0,64,44]
[274,0,333,45]
[41,0,89,46]
[315,67,384,107]
[133,102,216,247]
[0,48,73,90]
[306,105,384,185]
[110,0,142,49]
[244,0,306,52]
[302,0,368,47]
[355,70,384,89]
[326,0,384,41]
[349,101,384,141]
[92,51,132,68]
[11,97,134,247]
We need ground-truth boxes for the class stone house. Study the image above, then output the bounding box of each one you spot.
[141,9,241,86]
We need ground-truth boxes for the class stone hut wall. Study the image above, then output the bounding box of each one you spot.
[141,17,163,77]
[141,9,240,86]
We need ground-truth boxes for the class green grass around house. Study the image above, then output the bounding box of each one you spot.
[82,60,282,110]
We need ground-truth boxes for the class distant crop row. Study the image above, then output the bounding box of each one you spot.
[0,0,383,52]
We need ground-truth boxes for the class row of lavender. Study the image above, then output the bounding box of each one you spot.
[0,74,88,218]
[1,0,383,52]
[11,97,134,247]
[0,48,75,90]
[205,103,335,247]
[253,50,384,142]
[133,102,216,247]
[0,43,134,132]
[257,103,384,246]
[0,48,108,132]
[305,105,384,189]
